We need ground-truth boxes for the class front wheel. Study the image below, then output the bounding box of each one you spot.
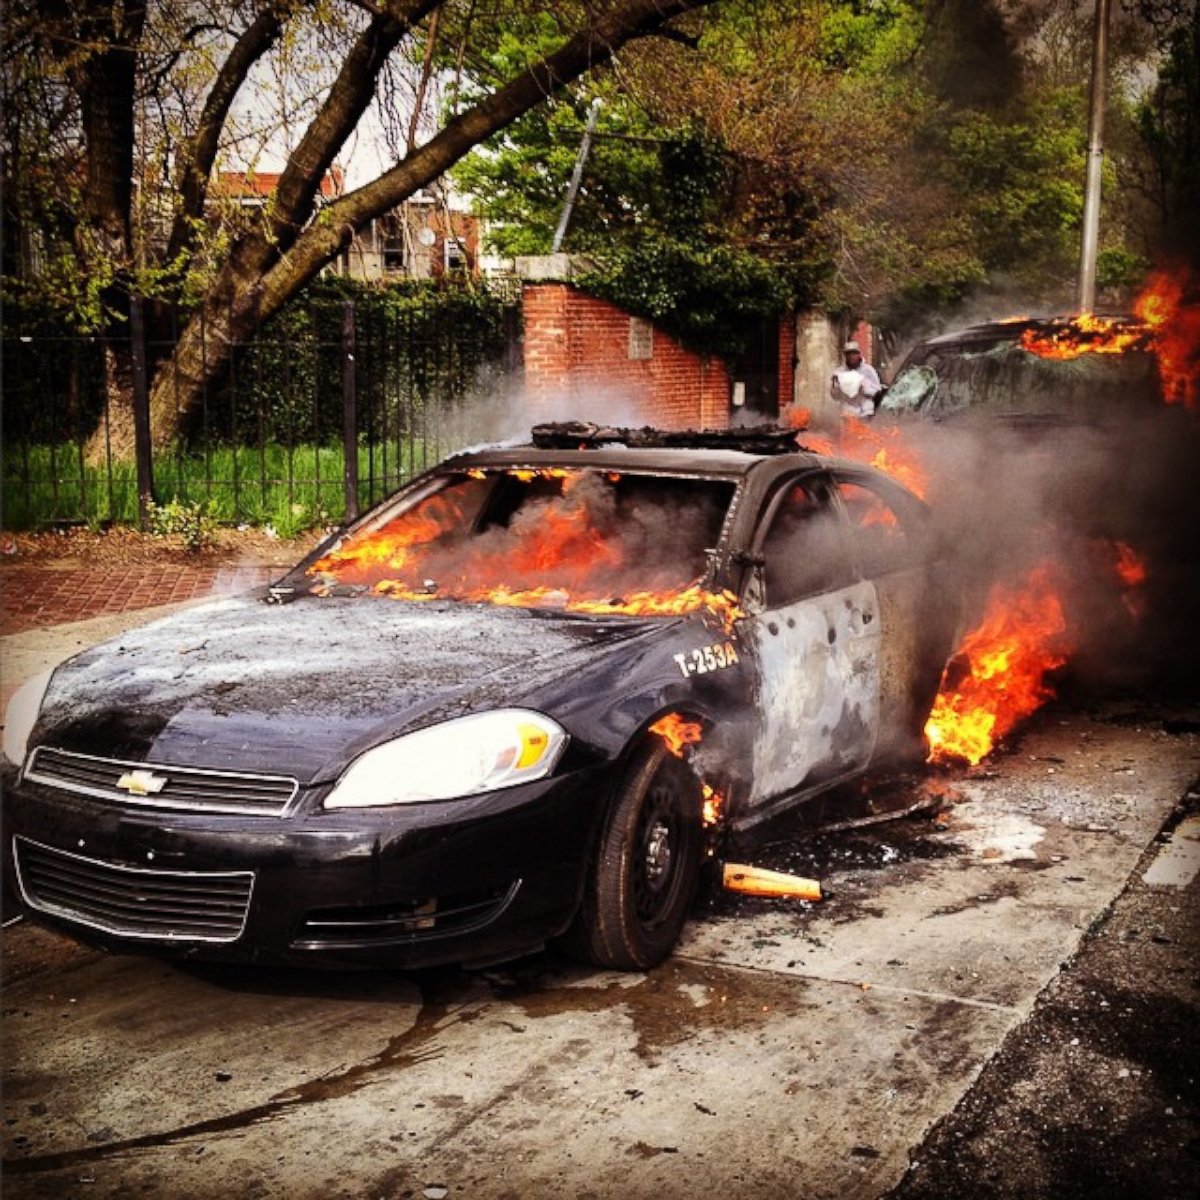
[565,742,705,970]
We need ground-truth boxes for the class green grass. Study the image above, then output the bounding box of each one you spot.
[2,442,447,533]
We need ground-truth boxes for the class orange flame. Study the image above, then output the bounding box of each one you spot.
[310,492,466,578]
[509,467,573,483]
[1018,313,1150,360]
[701,783,723,826]
[1016,269,1198,408]
[310,469,742,630]
[649,713,703,757]
[1097,539,1148,621]
[925,564,1072,766]
[838,418,930,499]
[797,419,930,498]
[1111,541,1147,589]
[648,714,724,826]
[1135,269,1199,409]
[369,581,743,628]
[797,431,837,456]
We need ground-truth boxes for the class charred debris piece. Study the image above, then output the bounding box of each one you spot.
[529,421,810,456]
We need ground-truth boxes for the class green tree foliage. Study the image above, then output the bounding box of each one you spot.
[940,96,1086,279]
[456,0,992,339]
[1134,5,1200,265]
[460,0,1187,341]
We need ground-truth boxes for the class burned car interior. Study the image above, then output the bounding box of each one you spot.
[296,465,737,615]
[3,424,958,973]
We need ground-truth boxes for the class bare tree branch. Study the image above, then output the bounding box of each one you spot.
[165,1,295,263]
[263,0,441,253]
[140,21,223,94]
[407,5,441,152]
[253,0,717,312]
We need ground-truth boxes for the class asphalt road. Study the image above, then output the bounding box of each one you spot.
[2,607,1198,1199]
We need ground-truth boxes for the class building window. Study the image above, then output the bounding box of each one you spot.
[629,317,653,360]
[382,231,407,274]
[444,237,468,273]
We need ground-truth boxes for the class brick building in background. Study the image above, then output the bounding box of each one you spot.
[518,259,802,429]
[213,173,479,282]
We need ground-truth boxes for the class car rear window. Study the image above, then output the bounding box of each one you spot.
[304,468,736,615]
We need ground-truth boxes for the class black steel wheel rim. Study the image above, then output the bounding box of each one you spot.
[632,774,687,926]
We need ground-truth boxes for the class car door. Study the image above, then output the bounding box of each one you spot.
[743,474,882,817]
[830,471,947,759]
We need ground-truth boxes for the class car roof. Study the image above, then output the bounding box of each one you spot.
[910,313,1145,354]
[444,444,816,478]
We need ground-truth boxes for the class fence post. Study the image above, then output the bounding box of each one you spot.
[129,295,155,528]
[341,300,359,523]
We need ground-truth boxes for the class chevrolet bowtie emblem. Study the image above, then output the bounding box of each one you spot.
[116,769,168,796]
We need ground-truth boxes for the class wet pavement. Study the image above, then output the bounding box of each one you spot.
[891,800,1200,1200]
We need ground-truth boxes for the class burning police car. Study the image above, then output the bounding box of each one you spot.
[2,425,957,971]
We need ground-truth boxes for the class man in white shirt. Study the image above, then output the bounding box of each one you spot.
[830,340,882,419]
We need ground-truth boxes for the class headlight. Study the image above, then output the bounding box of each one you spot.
[324,709,568,809]
[3,669,53,767]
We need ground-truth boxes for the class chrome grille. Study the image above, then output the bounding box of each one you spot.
[14,837,254,942]
[25,747,297,816]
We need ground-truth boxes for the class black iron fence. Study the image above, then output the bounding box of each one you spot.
[2,282,522,533]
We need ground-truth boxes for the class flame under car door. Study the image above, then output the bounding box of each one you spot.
[746,477,881,812]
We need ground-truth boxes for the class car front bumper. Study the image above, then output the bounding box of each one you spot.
[3,764,611,969]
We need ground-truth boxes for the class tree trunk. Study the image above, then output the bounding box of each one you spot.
[49,0,147,465]
[96,341,139,464]
[145,300,241,451]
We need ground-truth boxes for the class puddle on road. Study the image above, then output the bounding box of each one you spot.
[459,955,822,1065]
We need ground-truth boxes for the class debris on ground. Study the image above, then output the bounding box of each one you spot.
[723,863,822,901]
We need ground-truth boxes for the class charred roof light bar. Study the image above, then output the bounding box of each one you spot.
[529,422,808,456]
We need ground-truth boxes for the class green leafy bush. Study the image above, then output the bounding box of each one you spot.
[146,497,218,552]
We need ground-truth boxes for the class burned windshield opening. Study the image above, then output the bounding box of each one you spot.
[303,468,739,620]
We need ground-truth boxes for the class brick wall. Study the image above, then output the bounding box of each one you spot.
[778,313,796,410]
[522,284,733,429]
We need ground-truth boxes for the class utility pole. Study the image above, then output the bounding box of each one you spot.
[552,98,602,254]
[1077,0,1111,313]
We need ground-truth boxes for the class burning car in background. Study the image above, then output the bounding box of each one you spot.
[879,271,1197,423]
[876,314,1162,426]
[2,425,958,972]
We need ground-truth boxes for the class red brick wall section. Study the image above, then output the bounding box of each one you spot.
[851,319,875,366]
[778,313,796,411]
[522,285,572,398]
[522,284,731,429]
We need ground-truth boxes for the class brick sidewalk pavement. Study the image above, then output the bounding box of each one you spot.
[0,564,281,635]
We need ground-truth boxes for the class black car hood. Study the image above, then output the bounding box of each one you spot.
[32,593,673,783]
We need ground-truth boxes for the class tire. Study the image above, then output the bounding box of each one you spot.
[566,741,705,970]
